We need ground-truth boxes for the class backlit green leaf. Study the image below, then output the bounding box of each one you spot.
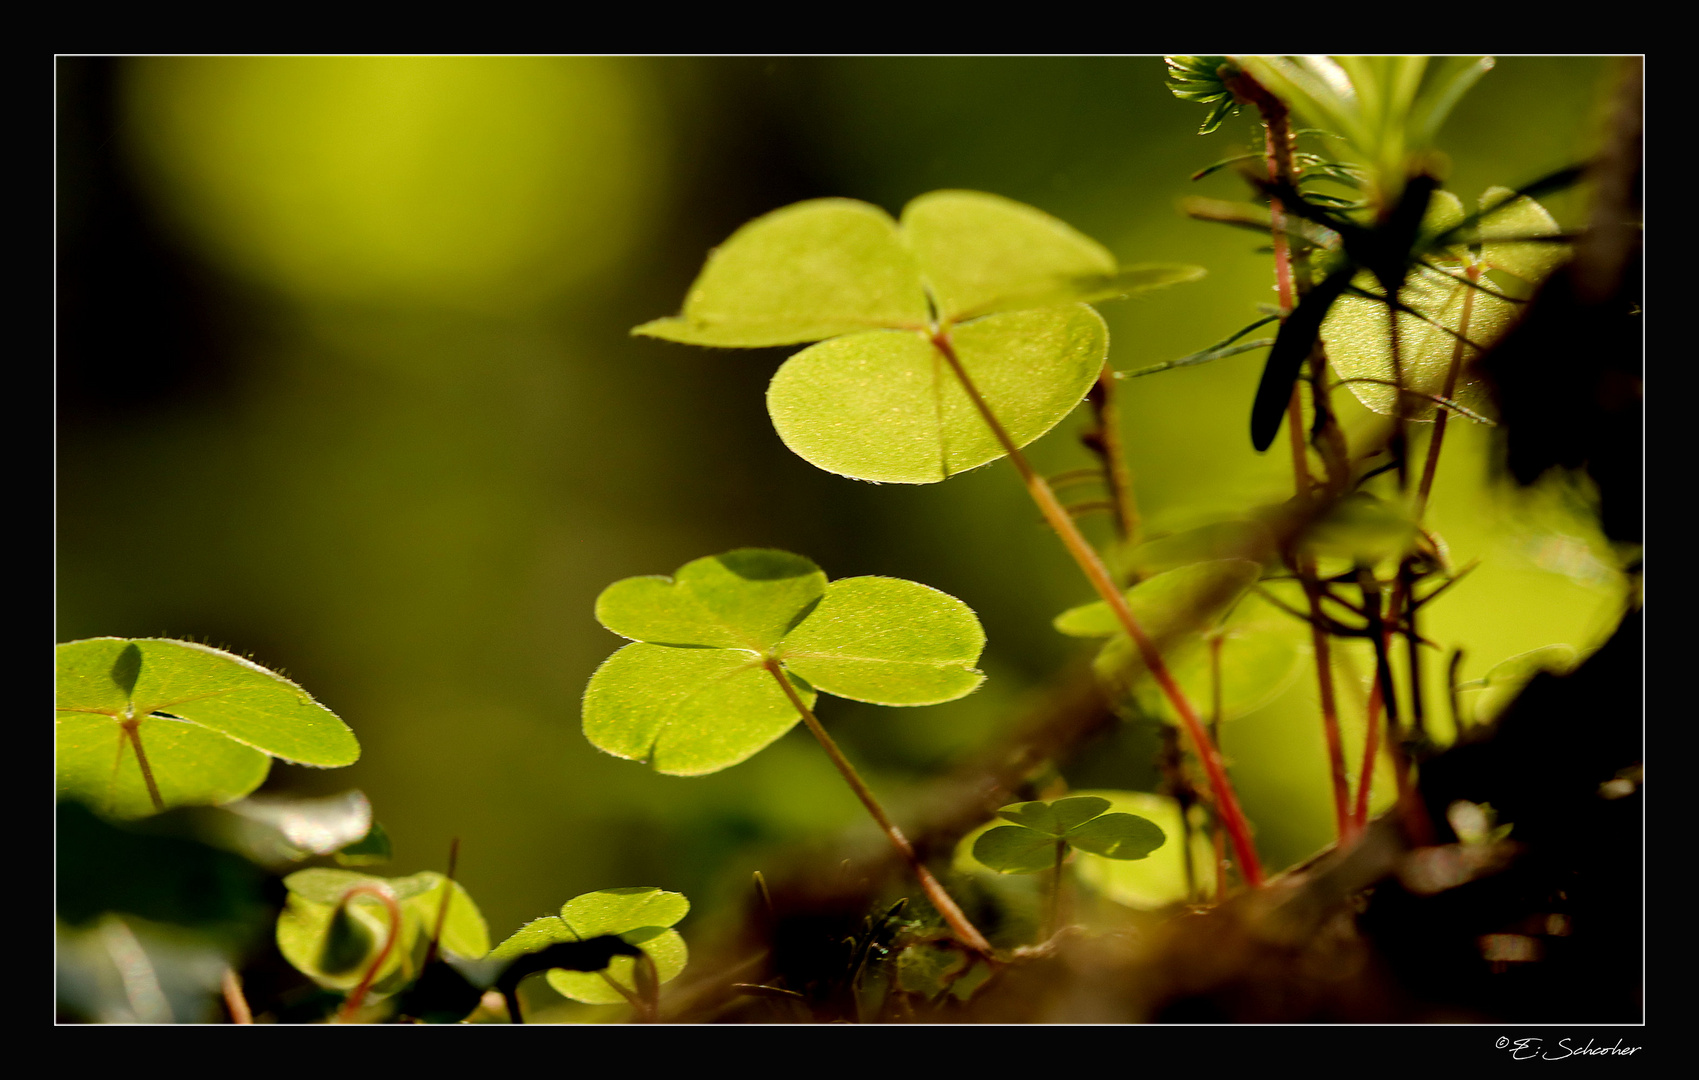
[56,639,359,820]
[1053,559,1262,639]
[779,576,985,705]
[1476,186,1568,282]
[491,887,690,1006]
[56,713,272,820]
[1129,613,1307,726]
[1304,493,1419,563]
[973,796,1165,874]
[1459,643,1578,724]
[595,549,827,651]
[1119,520,1275,579]
[973,825,1063,874]
[1321,188,1563,426]
[1321,267,1508,423]
[632,199,929,347]
[1064,812,1168,860]
[583,643,812,776]
[901,190,1118,322]
[634,190,1200,484]
[1062,791,1216,910]
[767,304,1107,484]
[583,551,985,776]
[995,796,1110,836]
[277,868,489,994]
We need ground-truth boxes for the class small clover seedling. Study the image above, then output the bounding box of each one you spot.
[490,887,689,1021]
[583,547,995,955]
[636,190,1201,484]
[276,867,489,1011]
[975,796,1167,872]
[56,638,359,818]
[974,796,1165,936]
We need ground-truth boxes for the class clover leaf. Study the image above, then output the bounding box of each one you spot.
[276,868,489,996]
[56,638,360,819]
[634,190,1203,484]
[1321,188,1567,423]
[489,887,690,1006]
[583,549,985,776]
[972,796,1166,874]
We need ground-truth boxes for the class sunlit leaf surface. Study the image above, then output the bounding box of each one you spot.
[636,190,1201,484]
[277,868,489,994]
[584,550,984,775]
[1323,189,1566,422]
[56,638,358,818]
[490,887,690,1006]
[973,795,1165,874]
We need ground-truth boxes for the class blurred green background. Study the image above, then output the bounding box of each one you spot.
[58,56,1631,944]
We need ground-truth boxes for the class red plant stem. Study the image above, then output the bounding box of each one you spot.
[336,885,404,1022]
[1351,264,1480,828]
[1416,262,1480,519]
[1243,68,1352,844]
[1350,575,1428,843]
[1353,678,1384,829]
[931,332,1264,888]
[765,661,996,957]
[1305,569,1351,840]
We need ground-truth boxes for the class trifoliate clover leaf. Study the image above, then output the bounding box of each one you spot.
[489,887,690,1006]
[276,868,489,996]
[583,549,985,776]
[633,190,1202,485]
[972,796,1165,874]
[56,638,360,819]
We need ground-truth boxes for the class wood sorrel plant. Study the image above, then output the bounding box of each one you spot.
[581,548,996,954]
[625,189,1267,886]
[57,56,1637,1023]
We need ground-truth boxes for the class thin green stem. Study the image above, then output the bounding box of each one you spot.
[930,332,1264,888]
[1047,839,1066,940]
[763,660,995,957]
